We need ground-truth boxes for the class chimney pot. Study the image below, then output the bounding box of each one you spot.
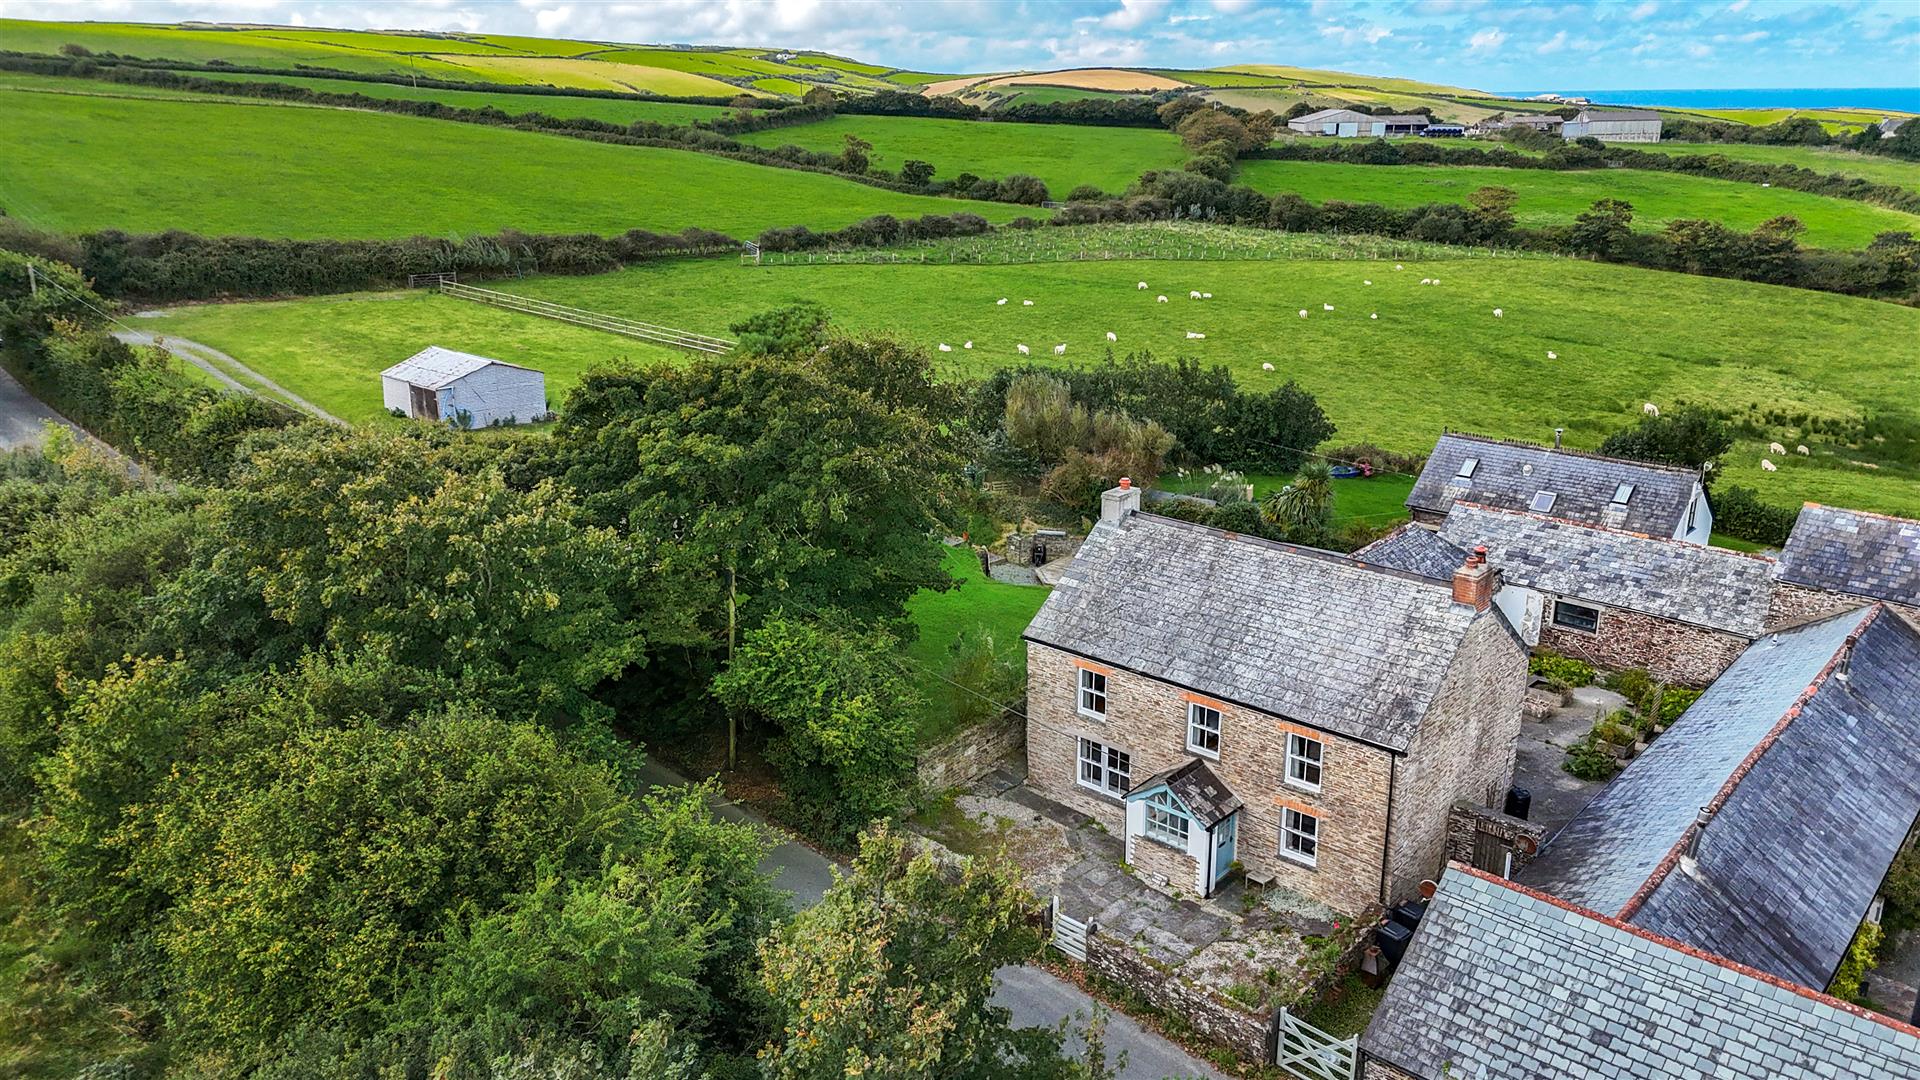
[1553,428,1564,449]
[1119,477,1132,490]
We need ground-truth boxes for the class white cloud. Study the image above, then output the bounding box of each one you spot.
[1467,27,1505,53]
[1098,0,1170,31]
[1209,0,1257,11]
[1727,0,1750,10]
[1629,1,1658,18]
[1535,30,1567,54]
[1686,41,1711,58]
[1320,22,1394,46]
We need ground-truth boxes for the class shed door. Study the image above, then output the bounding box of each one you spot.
[409,384,439,421]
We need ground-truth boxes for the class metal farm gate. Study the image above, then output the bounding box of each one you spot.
[1273,1008,1356,1080]
[435,282,736,354]
[1049,896,1088,962]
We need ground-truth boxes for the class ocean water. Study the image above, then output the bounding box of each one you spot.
[1499,87,1920,113]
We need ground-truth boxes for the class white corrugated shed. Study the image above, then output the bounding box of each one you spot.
[380,346,546,427]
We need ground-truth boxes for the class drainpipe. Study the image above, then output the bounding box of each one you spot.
[1378,755,1398,906]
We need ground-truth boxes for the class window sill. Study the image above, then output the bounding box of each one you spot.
[1076,780,1126,802]
[1077,708,1109,722]
[1186,743,1220,760]
[1283,778,1322,796]
[1277,850,1318,871]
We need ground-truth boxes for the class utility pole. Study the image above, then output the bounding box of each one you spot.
[25,264,37,297]
[726,562,738,770]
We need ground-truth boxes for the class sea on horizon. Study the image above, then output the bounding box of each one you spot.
[1498,86,1920,114]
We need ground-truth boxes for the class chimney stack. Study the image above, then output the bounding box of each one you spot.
[1553,427,1564,449]
[1452,545,1493,611]
[1100,477,1142,525]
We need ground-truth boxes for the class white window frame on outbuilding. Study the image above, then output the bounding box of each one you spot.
[1078,668,1108,719]
[1143,790,1191,848]
[1281,807,1320,867]
[1187,703,1222,758]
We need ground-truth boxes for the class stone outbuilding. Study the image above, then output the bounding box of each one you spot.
[1021,483,1528,914]
[381,346,546,428]
[1768,502,1920,629]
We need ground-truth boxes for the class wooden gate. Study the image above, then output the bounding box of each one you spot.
[1273,1008,1355,1080]
[1049,896,1088,962]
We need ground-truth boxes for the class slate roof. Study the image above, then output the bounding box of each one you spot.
[1127,758,1243,827]
[1024,512,1493,752]
[1360,867,1920,1080]
[1775,503,1920,607]
[1520,607,1920,990]
[1353,523,1467,580]
[1289,107,1370,124]
[1406,432,1701,536]
[1575,108,1664,122]
[1437,503,1775,636]
[380,346,533,389]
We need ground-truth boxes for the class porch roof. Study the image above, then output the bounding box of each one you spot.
[1126,757,1242,827]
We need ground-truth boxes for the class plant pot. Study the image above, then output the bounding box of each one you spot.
[1359,946,1385,988]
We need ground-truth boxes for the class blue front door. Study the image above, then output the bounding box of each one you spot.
[1213,812,1238,888]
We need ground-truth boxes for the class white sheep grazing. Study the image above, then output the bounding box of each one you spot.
[963,341,973,349]
[1546,350,1558,359]
[1203,292,1213,299]
[1186,332,1206,339]
[1054,344,1066,355]
[1106,331,1118,342]
[1369,313,1378,320]
[1298,310,1309,318]
[1262,362,1275,370]
[1796,445,1810,455]
[938,343,952,352]
[1017,344,1029,355]
[1769,441,1787,455]
[1432,278,1440,285]
[1761,459,1778,472]
[1493,308,1504,318]
[1022,299,1034,306]
[1420,278,1433,285]
[1157,295,1169,303]
[1762,182,1771,188]
[1323,303,1334,311]
[1190,290,1202,299]
[1394,264,1404,270]
[1363,280,1372,286]
[997,298,1008,305]
[1643,402,1659,416]
[1137,281,1149,289]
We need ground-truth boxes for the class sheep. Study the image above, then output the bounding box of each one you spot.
[1298,309,1309,318]
[1493,308,1504,318]
[1186,332,1206,339]
[1643,402,1659,416]
[1432,278,1440,285]
[1157,295,1169,303]
[1261,362,1275,371]
[963,341,973,349]
[1420,278,1433,285]
[997,298,1008,305]
[1369,313,1378,320]
[1323,303,1334,311]
[1762,182,1771,188]
[1546,350,1558,359]
[1137,281,1149,289]
[1106,331,1118,342]
[1363,280,1372,286]
[1796,445,1810,455]
[1203,292,1212,299]
[1394,264,1404,270]
[1054,344,1067,355]
[1769,441,1786,455]
[1190,290,1202,299]
[1017,344,1029,355]
[1022,299,1034,306]
[1761,459,1778,472]
[938,343,952,352]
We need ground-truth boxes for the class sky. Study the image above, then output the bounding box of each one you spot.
[2,0,1917,90]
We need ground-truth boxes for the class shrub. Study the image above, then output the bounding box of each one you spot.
[1592,712,1637,747]
[937,627,1023,735]
[1529,650,1594,687]
[1657,687,1702,724]
[1827,921,1885,1003]
[1562,736,1619,781]
[1603,668,1655,711]
[1883,843,1920,932]
[1711,485,1798,547]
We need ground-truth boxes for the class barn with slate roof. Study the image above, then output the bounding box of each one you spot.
[380,346,546,428]
[1406,431,1712,542]
[1769,503,1920,630]
[1022,482,1528,912]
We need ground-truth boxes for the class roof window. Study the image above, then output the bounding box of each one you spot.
[1612,483,1635,506]
[1456,457,1479,479]
[1531,491,1558,513]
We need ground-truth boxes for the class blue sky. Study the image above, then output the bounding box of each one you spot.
[2,0,1916,89]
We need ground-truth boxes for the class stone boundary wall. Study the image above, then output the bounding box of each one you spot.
[1083,924,1271,1061]
[1445,802,1546,875]
[916,704,1025,792]
[1538,601,1747,687]
[1005,530,1084,567]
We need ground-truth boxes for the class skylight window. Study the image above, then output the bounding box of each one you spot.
[1612,483,1635,506]
[1456,457,1479,479]
[1531,491,1558,513]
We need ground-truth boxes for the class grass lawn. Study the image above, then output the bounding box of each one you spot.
[1236,159,1920,249]
[0,19,524,81]
[428,54,745,96]
[903,545,1051,745]
[738,114,1189,196]
[145,244,1920,516]
[0,89,1033,239]
[187,70,740,125]
[1634,141,1920,194]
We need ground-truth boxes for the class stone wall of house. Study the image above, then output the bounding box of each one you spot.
[1124,832,1200,897]
[1083,925,1270,1061]
[1765,579,1867,630]
[1444,801,1546,875]
[915,705,1025,792]
[1384,612,1529,903]
[1025,642,1395,915]
[1537,599,1749,687]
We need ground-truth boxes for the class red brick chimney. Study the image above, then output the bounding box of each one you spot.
[1452,545,1493,611]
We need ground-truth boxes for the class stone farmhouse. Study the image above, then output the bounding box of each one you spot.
[1768,503,1920,628]
[1020,483,1527,914]
[1361,503,1776,684]
[1357,867,1920,1080]
[380,346,546,428]
[1405,431,1713,543]
[1561,107,1664,142]
[1285,107,1431,137]
[1360,605,1920,1078]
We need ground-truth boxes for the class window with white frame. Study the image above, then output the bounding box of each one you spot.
[1286,733,1323,790]
[1552,600,1601,633]
[1186,703,1221,757]
[1281,807,1319,866]
[1530,490,1558,513]
[1143,790,1190,848]
[1077,668,1108,719]
[1077,737,1131,798]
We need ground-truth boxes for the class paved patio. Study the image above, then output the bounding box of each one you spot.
[1511,685,1626,837]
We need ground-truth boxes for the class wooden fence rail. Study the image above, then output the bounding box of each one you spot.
[437,282,736,354]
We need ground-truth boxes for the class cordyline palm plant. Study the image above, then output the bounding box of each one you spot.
[1261,460,1335,538]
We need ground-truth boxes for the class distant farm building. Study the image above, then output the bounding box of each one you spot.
[380,346,546,427]
[1287,108,1431,137]
[1505,113,1566,134]
[1562,107,1663,142]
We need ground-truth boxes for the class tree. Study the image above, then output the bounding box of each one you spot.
[802,86,838,108]
[1569,197,1634,259]
[839,133,873,174]
[712,615,920,842]
[997,173,1051,204]
[901,159,936,187]
[1597,405,1733,482]
[758,824,1058,1079]
[1261,459,1335,543]
[729,301,832,356]
[1467,184,1518,238]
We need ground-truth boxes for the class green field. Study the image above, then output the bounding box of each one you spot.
[139,241,1920,515]
[0,19,529,81]
[0,89,1031,239]
[1634,141,1920,194]
[903,546,1050,744]
[739,114,1187,195]
[187,70,738,124]
[1237,159,1920,248]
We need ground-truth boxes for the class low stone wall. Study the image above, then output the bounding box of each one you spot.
[1445,801,1546,875]
[1004,529,1083,568]
[1360,1059,1421,1080]
[1538,602,1748,687]
[916,705,1025,792]
[1084,926,1271,1061]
